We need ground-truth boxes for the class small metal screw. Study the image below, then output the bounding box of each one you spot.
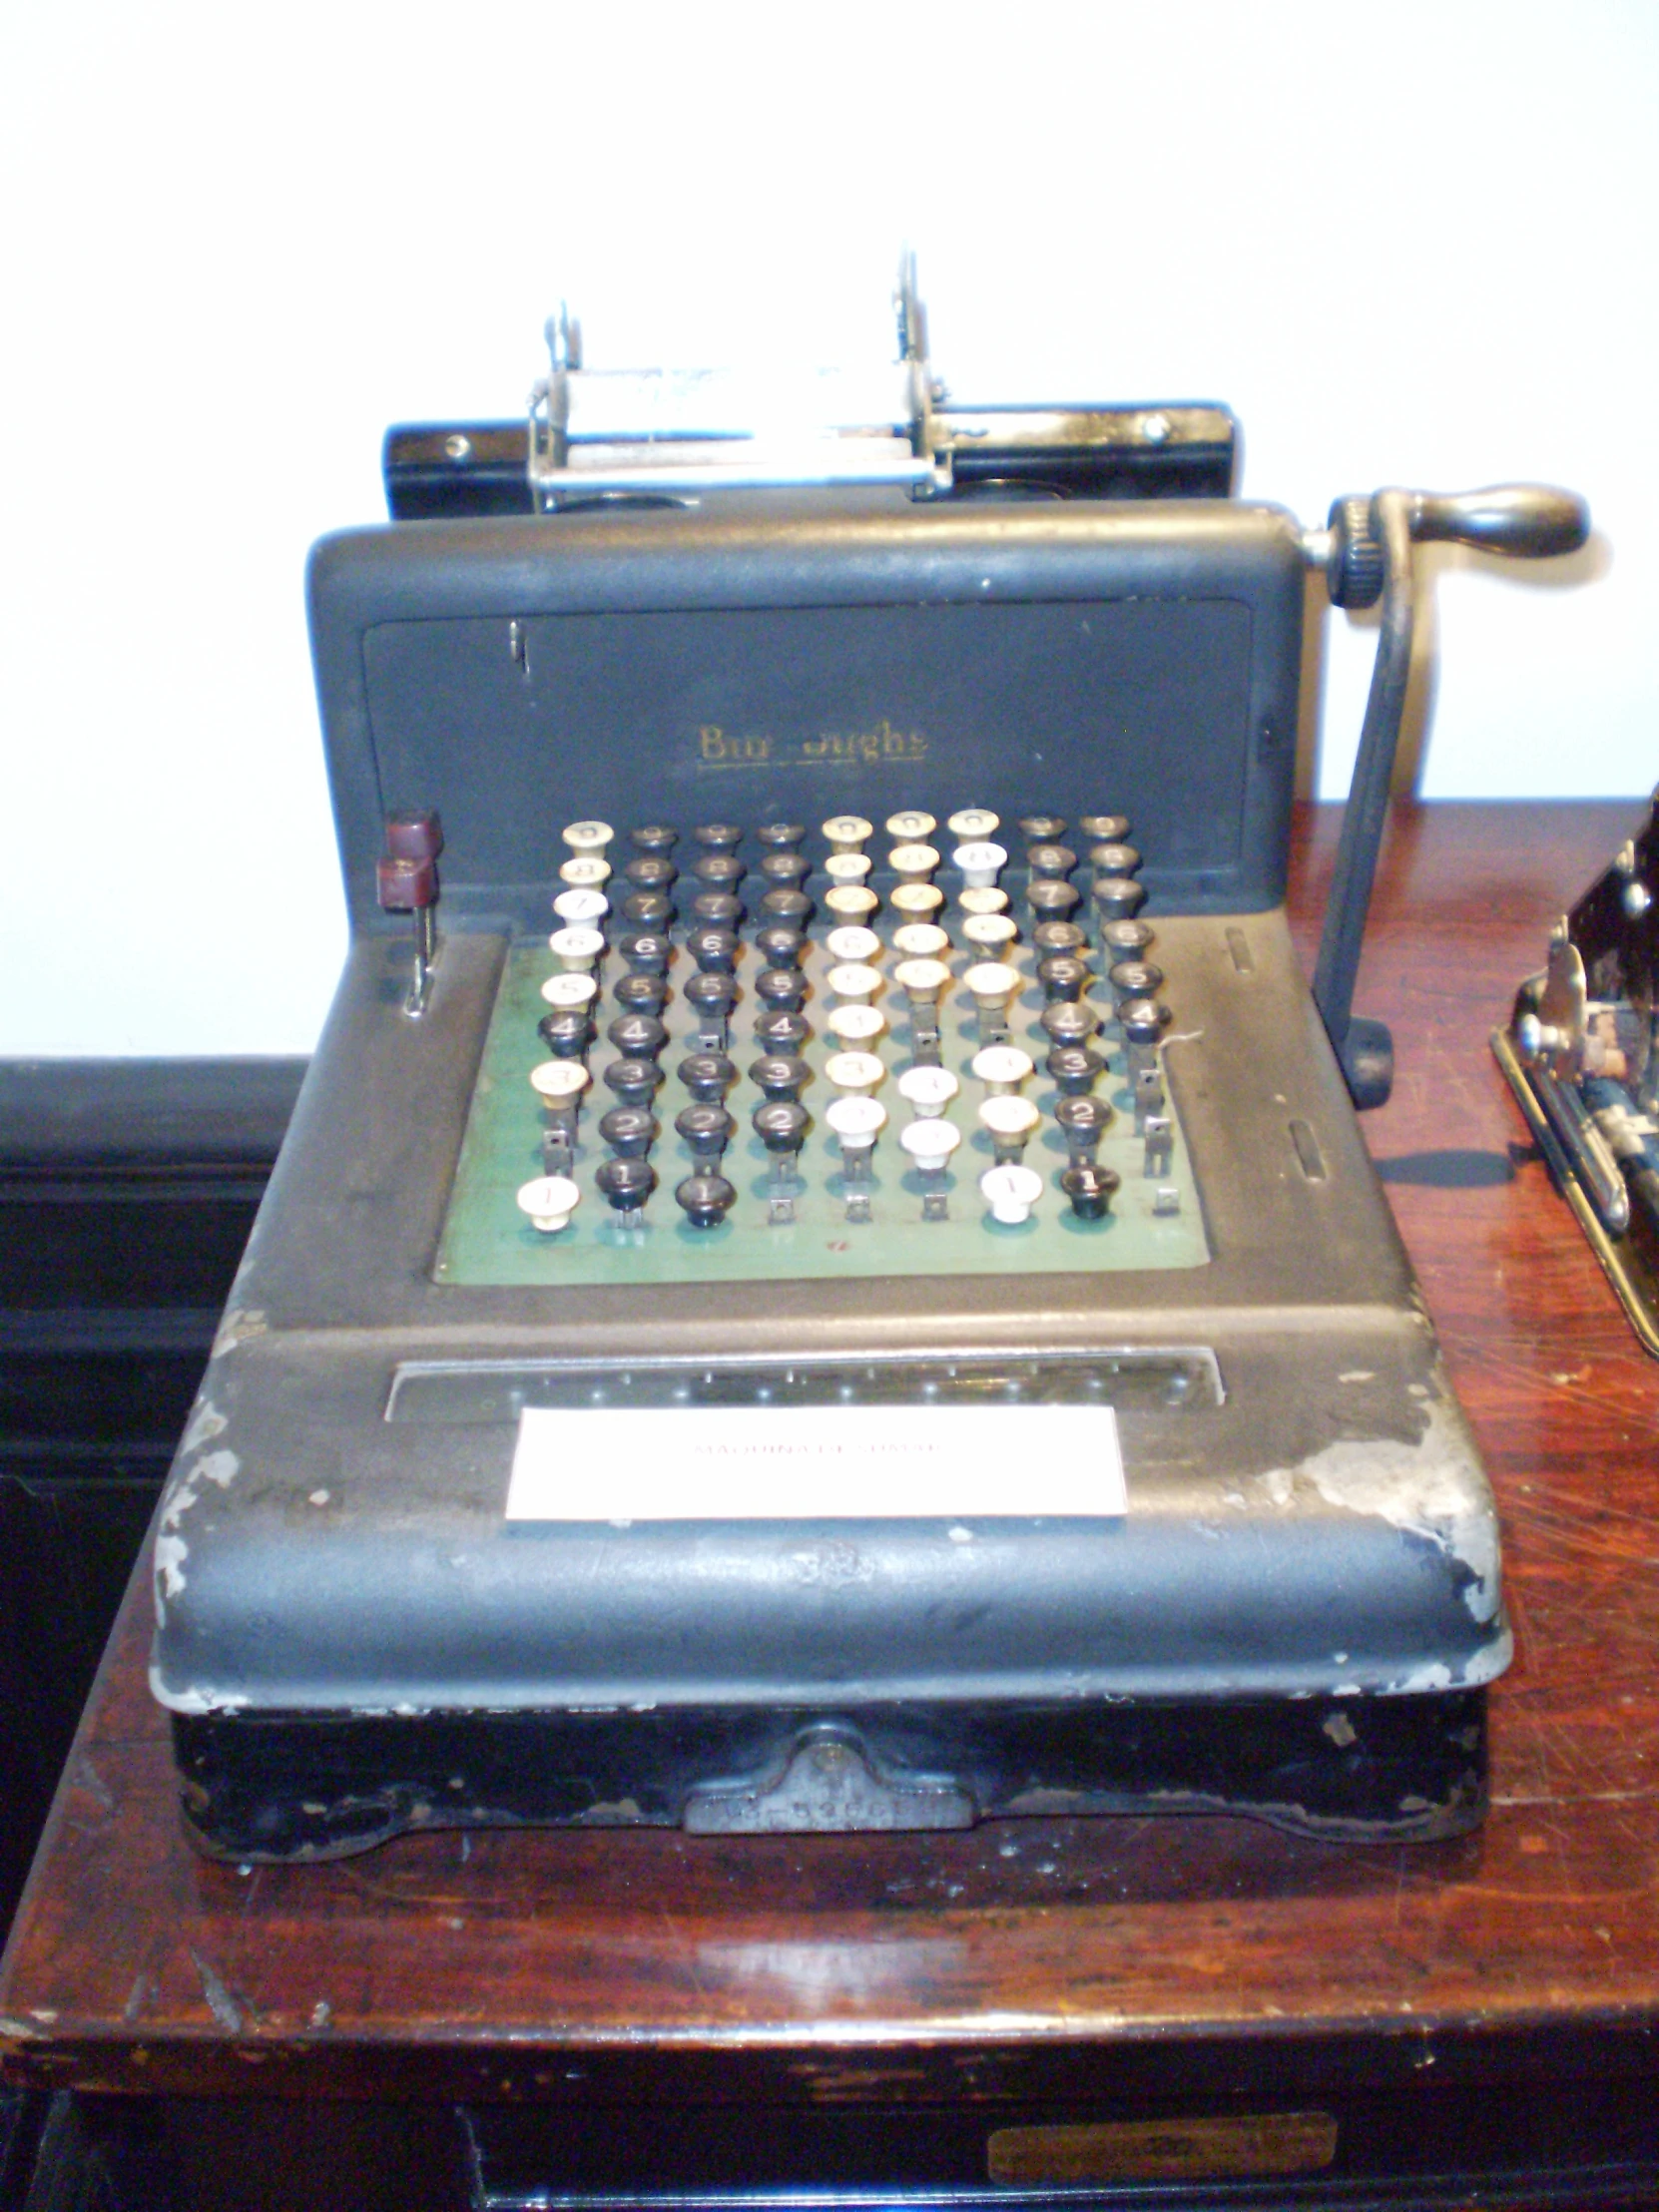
[1139,411,1171,443]
[1623,880,1652,919]
[444,433,472,461]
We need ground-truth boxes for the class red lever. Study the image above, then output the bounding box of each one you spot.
[376,853,436,911]
[384,810,444,864]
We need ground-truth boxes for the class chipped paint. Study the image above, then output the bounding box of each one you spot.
[1250,1398,1504,1657]
[153,1446,242,1622]
[1323,1712,1358,1747]
[578,1797,645,1823]
[181,1398,227,1452]
[159,1448,241,1534]
[1004,1787,1088,1815]
[148,1663,250,1716]
[1300,1402,1501,1625]
[153,1536,188,1615]
[190,1948,246,2034]
[211,1307,267,1357]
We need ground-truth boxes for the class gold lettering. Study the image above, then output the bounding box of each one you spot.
[698,726,773,765]
[708,720,933,770]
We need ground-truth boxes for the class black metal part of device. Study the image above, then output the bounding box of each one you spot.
[1495,791,1659,1360]
[1312,485,1589,1111]
[382,405,1240,520]
[173,1689,1488,1861]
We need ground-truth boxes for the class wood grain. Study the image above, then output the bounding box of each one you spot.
[3,800,1657,2110]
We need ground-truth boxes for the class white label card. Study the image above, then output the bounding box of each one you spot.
[506,1402,1126,1522]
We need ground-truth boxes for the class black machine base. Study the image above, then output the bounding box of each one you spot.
[173,1690,1487,1861]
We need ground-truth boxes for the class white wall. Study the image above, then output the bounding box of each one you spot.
[2,0,1654,1056]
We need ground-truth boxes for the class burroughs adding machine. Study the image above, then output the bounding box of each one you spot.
[151,266,1589,1856]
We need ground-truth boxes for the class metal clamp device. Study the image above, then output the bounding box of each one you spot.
[1496,794,1659,1356]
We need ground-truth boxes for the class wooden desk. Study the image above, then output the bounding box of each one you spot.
[4,803,1658,2211]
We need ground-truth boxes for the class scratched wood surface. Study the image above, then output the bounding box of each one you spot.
[3,800,1658,2108]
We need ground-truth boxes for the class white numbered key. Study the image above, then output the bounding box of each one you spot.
[549,925,605,973]
[885,810,936,841]
[827,961,883,1004]
[978,1093,1040,1157]
[823,814,873,854]
[889,881,943,922]
[980,1161,1044,1226]
[952,839,1006,888]
[825,851,872,886]
[964,960,1022,1021]
[897,1064,958,1117]
[972,1044,1034,1095]
[962,911,1018,955]
[892,921,950,961]
[900,1118,961,1168]
[826,924,881,965]
[825,1049,885,1096]
[893,956,951,1017]
[957,885,1009,918]
[825,884,879,925]
[552,886,609,930]
[516,1174,581,1233]
[559,854,611,888]
[562,820,614,854]
[827,1093,886,1154]
[530,1059,591,1105]
[539,971,598,1011]
[947,808,999,840]
[828,1002,886,1047]
[888,842,940,885]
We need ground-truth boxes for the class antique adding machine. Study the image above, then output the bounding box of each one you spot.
[149,264,1588,1856]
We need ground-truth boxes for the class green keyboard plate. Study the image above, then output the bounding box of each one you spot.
[435,934,1210,1287]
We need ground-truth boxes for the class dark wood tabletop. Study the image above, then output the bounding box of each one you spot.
[4,803,1658,2147]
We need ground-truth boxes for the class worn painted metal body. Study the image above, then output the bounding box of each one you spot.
[149,494,1507,1854]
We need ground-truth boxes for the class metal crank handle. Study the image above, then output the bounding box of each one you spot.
[1312,482,1591,1111]
[1404,483,1590,561]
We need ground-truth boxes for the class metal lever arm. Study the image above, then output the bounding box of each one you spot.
[1312,482,1590,1109]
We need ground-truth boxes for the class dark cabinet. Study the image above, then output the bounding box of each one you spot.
[0,1058,303,1936]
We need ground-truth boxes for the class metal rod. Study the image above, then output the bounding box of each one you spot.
[1312,490,1415,1058]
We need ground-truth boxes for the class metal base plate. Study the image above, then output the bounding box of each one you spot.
[173,1688,1489,1861]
